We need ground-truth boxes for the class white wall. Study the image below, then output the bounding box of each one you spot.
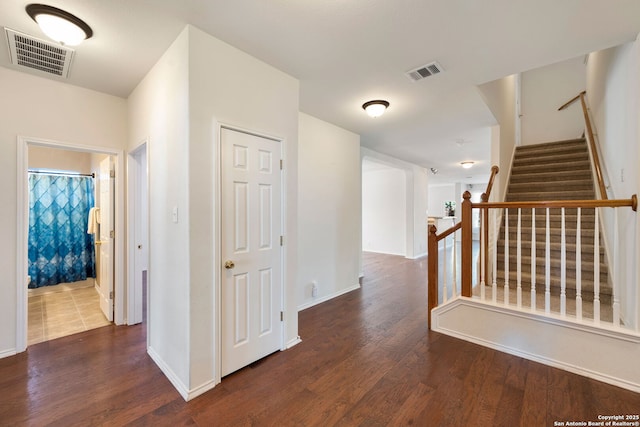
[28,146,92,173]
[521,56,586,145]
[0,66,127,357]
[128,25,300,399]
[586,37,640,329]
[128,29,191,391]
[298,113,361,310]
[362,164,407,256]
[478,75,517,202]
[408,166,429,258]
[361,149,428,259]
[428,184,456,218]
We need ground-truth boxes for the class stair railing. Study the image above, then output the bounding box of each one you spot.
[481,166,499,287]
[428,189,637,329]
[558,91,608,200]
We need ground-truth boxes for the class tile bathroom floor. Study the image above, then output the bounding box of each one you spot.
[28,279,111,345]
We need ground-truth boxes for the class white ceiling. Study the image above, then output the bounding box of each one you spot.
[2,0,640,184]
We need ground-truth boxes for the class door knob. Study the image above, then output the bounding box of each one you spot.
[224,260,235,269]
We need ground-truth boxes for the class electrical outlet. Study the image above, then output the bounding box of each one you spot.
[172,206,178,223]
[311,281,318,298]
[621,168,625,183]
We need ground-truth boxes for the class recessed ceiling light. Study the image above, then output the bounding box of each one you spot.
[26,3,93,46]
[362,100,389,118]
[461,161,474,169]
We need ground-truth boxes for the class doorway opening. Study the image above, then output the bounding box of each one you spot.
[16,137,126,352]
[26,147,113,344]
[127,142,148,329]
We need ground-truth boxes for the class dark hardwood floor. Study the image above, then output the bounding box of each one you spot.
[1,252,638,426]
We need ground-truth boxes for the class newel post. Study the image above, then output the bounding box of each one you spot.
[427,224,438,328]
[461,191,473,297]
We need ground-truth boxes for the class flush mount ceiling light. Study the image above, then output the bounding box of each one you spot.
[26,3,93,46]
[460,161,475,169]
[362,100,389,118]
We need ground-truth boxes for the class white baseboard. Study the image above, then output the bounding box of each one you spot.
[148,346,190,401]
[297,283,360,311]
[406,252,427,260]
[432,298,640,393]
[187,379,217,401]
[285,336,302,349]
[0,348,17,359]
[363,249,405,257]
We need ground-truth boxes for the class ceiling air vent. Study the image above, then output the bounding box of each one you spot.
[5,28,74,78]
[406,61,444,82]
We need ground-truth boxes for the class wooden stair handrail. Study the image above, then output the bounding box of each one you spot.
[559,91,608,200]
[558,91,585,111]
[428,192,637,328]
[480,165,500,203]
[480,165,499,283]
[472,196,636,211]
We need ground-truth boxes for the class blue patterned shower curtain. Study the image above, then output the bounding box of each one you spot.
[28,173,96,288]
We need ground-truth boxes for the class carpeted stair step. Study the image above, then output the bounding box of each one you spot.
[492,271,612,302]
[509,160,591,175]
[496,240,607,263]
[497,137,609,299]
[512,138,587,157]
[513,151,590,168]
[508,180,594,193]
[510,170,592,184]
[506,189,595,201]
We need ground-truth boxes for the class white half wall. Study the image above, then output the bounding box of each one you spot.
[0,66,126,358]
[433,298,640,393]
[298,113,361,310]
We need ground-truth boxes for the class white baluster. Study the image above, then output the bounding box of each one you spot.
[545,208,550,314]
[452,231,458,298]
[504,208,509,306]
[560,208,566,316]
[531,208,536,311]
[576,208,582,321]
[613,208,620,327]
[480,209,485,301]
[594,208,600,324]
[517,208,522,308]
[442,236,448,304]
[492,210,498,304]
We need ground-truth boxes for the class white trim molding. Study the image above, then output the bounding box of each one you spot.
[432,297,640,393]
[16,136,127,353]
[297,283,361,312]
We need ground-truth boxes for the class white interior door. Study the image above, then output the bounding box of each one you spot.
[221,128,283,377]
[98,157,114,321]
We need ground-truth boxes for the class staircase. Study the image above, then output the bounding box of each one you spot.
[496,138,610,303]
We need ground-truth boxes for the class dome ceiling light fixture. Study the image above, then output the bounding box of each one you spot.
[26,3,93,46]
[460,161,475,169]
[362,100,389,118]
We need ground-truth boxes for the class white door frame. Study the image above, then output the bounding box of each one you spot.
[215,123,286,384]
[126,140,149,329]
[16,136,126,352]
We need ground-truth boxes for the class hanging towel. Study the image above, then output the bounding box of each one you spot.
[87,207,100,235]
